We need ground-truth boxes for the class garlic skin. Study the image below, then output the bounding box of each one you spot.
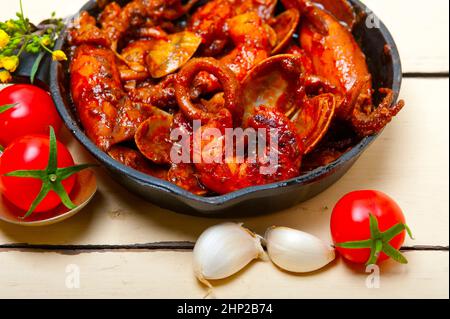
[193,223,265,287]
[265,227,335,273]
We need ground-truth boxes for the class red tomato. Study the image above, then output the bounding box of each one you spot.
[0,84,62,147]
[0,135,76,214]
[331,190,407,264]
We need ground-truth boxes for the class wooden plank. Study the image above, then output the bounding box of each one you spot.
[365,0,449,73]
[0,0,448,73]
[0,78,448,247]
[0,250,447,298]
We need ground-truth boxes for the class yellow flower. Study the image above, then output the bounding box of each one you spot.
[52,50,67,61]
[0,70,12,83]
[0,56,19,72]
[0,30,10,50]
[41,38,51,46]
[6,21,15,30]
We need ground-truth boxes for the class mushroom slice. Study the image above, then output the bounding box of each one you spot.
[146,31,202,79]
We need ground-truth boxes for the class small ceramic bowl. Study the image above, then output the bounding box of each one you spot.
[0,169,97,227]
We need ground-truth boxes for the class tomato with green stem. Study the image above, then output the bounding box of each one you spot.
[331,190,414,265]
[0,84,62,147]
[0,127,94,219]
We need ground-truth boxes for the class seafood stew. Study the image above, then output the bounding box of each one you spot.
[65,0,404,198]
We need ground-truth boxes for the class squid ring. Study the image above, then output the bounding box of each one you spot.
[175,58,242,123]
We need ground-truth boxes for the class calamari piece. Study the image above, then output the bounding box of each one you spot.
[194,107,303,195]
[188,0,235,56]
[281,0,356,30]
[309,0,357,30]
[168,164,207,196]
[300,3,404,136]
[235,0,278,21]
[108,146,168,179]
[201,93,226,115]
[192,12,273,96]
[221,12,273,81]
[351,88,405,136]
[70,45,152,151]
[68,11,110,47]
[127,75,178,109]
[135,111,174,164]
[175,58,241,123]
[188,0,276,56]
[132,26,169,40]
[99,0,199,50]
[98,2,127,47]
[283,43,315,74]
[270,9,301,55]
[146,31,202,78]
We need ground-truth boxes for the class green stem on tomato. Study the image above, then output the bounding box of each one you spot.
[0,104,17,114]
[335,213,414,266]
[3,126,97,219]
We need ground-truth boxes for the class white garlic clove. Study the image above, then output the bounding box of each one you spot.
[193,223,265,287]
[265,226,335,273]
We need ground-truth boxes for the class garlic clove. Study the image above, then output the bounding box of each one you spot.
[193,223,265,287]
[265,226,335,273]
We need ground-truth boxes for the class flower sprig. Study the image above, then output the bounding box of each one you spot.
[0,0,66,83]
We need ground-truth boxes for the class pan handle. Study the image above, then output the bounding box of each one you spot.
[11,52,52,90]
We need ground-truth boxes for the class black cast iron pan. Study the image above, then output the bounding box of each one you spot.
[15,0,403,217]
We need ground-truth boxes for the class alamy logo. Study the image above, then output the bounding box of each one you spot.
[366,265,381,289]
[65,264,81,289]
[366,12,381,29]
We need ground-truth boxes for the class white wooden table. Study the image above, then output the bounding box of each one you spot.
[0,0,448,299]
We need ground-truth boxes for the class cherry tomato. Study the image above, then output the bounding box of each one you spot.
[0,84,62,147]
[0,134,76,214]
[331,190,409,264]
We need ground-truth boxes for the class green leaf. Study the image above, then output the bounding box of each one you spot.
[405,224,415,240]
[30,51,45,84]
[46,126,58,173]
[366,240,383,265]
[382,243,408,264]
[381,223,408,243]
[335,239,373,249]
[52,180,77,210]
[0,104,17,114]
[368,213,381,239]
[4,169,46,179]
[56,164,97,180]
[21,182,51,219]
[0,144,4,152]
